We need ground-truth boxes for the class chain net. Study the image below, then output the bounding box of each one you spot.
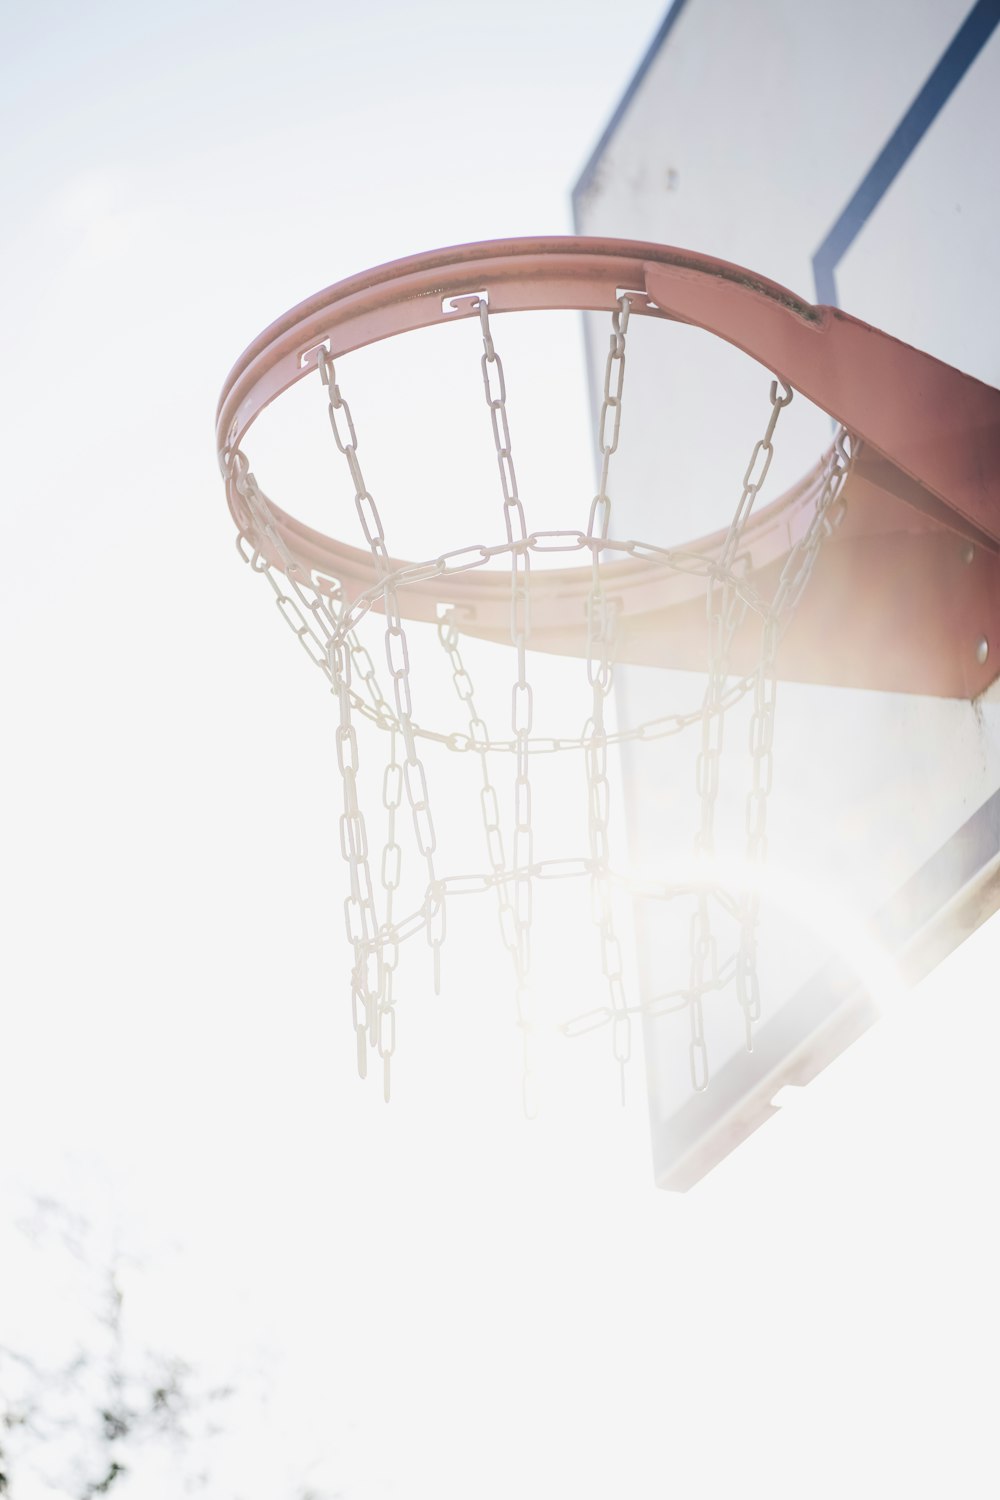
[222,296,853,1107]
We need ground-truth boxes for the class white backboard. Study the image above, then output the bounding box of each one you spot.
[574,0,1000,1187]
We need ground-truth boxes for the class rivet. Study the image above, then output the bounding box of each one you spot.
[976,637,989,666]
[961,542,975,565]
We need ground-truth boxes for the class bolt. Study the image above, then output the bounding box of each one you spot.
[976,637,989,666]
[961,542,975,565]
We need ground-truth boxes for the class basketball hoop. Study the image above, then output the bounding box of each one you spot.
[216,238,1000,1108]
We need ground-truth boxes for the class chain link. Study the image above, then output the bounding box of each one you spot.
[376,726,402,1101]
[474,297,541,1114]
[585,296,634,1101]
[435,606,523,1025]
[689,378,792,1088]
[317,349,445,1015]
[733,427,854,1037]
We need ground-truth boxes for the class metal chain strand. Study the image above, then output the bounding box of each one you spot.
[231,463,418,765]
[331,637,384,1081]
[733,428,854,1036]
[231,456,341,676]
[228,452,389,1077]
[689,378,793,1090]
[377,726,402,1101]
[317,349,445,1011]
[435,608,523,997]
[586,296,634,1101]
[475,297,539,1115]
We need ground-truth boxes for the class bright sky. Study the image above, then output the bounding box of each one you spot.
[2,3,999,1497]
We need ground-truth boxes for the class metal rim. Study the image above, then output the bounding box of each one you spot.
[216,236,1000,695]
[216,236,838,640]
[215,236,811,457]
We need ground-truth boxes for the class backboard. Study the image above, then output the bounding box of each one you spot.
[573,0,1000,1187]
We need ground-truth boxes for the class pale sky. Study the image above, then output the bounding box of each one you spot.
[2,3,999,1497]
